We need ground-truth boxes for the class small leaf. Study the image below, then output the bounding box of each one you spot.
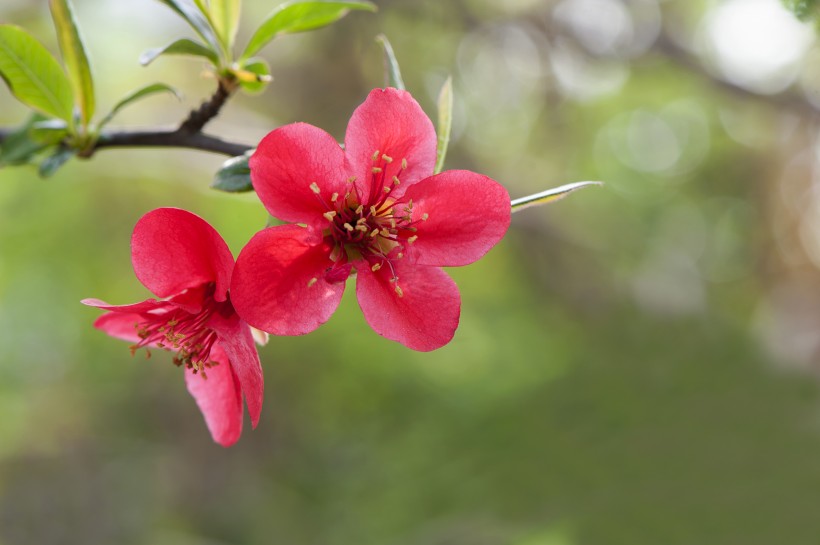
[0,114,50,166]
[210,0,241,52]
[434,76,452,175]
[0,25,74,123]
[98,83,182,128]
[140,38,219,66]
[38,147,75,177]
[235,58,271,94]
[31,119,69,144]
[211,152,254,192]
[49,0,95,127]
[375,34,404,91]
[510,181,603,213]
[154,0,223,56]
[241,1,377,60]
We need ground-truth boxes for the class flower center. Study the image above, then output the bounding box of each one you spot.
[130,284,233,377]
[310,151,429,297]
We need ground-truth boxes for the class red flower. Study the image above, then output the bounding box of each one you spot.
[231,88,511,351]
[82,208,263,447]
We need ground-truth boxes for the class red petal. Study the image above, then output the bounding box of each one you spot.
[210,313,264,429]
[344,88,437,201]
[356,263,460,351]
[131,208,235,301]
[250,123,347,225]
[231,225,346,335]
[90,311,144,343]
[185,344,243,447]
[402,170,511,267]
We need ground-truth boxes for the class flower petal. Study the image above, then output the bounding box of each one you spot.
[344,88,437,200]
[250,123,348,225]
[131,208,235,301]
[231,224,346,336]
[185,344,243,447]
[356,263,460,351]
[402,170,511,267]
[89,310,144,343]
[210,313,264,429]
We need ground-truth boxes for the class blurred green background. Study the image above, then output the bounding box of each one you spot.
[4,0,820,543]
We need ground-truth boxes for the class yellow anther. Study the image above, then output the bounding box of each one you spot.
[370,205,378,215]
[397,252,404,259]
[401,158,408,169]
[344,223,354,231]
[407,235,418,244]
[331,192,339,202]
[323,211,337,221]
[389,219,396,228]
[370,229,379,238]
[347,176,357,184]
[371,263,382,272]
[382,154,393,163]
[380,228,391,237]
[356,217,367,225]
[372,150,380,161]
[383,186,391,193]
[310,182,320,194]
[356,204,364,215]
[392,176,401,185]
[372,167,382,174]
[394,285,404,298]
[356,225,369,232]
[421,213,429,221]
[307,277,318,287]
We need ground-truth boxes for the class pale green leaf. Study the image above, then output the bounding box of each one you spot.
[154,0,223,56]
[49,0,95,127]
[0,25,74,123]
[375,34,404,90]
[139,38,219,66]
[510,181,603,213]
[210,0,241,51]
[98,83,182,128]
[434,76,452,174]
[241,1,376,60]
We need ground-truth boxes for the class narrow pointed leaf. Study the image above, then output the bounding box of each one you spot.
[38,147,75,177]
[0,25,74,122]
[211,153,253,192]
[375,34,404,90]
[434,76,452,174]
[155,0,223,55]
[139,38,219,66]
[511,181,603,212]
[241,1,377,60]
[49,0,95,126]
[0,114,50,166]
[210,0,241,51]
[98,83,182,128]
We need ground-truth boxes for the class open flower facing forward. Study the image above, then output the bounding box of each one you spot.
[231,88,511,351]
[83,208,263,446]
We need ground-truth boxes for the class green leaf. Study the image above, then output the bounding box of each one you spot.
[511,181,603,213]
[0,25,74,123]
[0,114,50,166]
[235,58,271,94]
[210,0,241,51]
[49,0,95,127]
[241,1,376,60]
[98,83,182,128]
[31,119,69,144]
[139,38,219,66]
[375,34,404,91]
[154,0,223,56]
[211,152,254,192]
[38,147,75,177]
[434,76,452,175]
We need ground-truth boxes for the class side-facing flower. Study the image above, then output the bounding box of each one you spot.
[82,208,263,447]
[231,88,511,351]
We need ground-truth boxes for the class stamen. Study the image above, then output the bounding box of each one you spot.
[371,150,380,161]
[347,176,357,184]
[371,263,382,272]
[370,229,379,238]
[421,213,429,221]
[331,192,339,202]
[382,154,393,163]
[394,285,404,298]
[392,176,401,185]
[344,223,354,232]
[310,182,320,194]
[371,167,382,174]
[307,277,318,287]
[407,235,418,244]
[370,205,378,215]
[401,158,408,169]
[323,211,337,221]
[356,204,364,215]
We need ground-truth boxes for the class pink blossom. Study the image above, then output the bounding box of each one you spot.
[83,208,263,446]
[231,88,510,351]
